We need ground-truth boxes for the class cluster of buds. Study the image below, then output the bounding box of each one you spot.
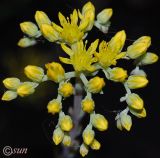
[1,1,158,157]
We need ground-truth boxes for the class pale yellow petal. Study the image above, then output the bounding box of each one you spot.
[61,44,73,56]
[58,12,67,27]
[59,57,72,64]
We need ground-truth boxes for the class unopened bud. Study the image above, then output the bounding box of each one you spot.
[126,93,144,111]
[52,127,64,145]
[82,126,95,145]
[47,99,62,114]
[35,11,51,28]
[126,75,148,89]
[17,82,38,97]
[18,37,36,48]
[90,139,101,150]
[97,8,113,25]
[108,67,128,82]
[3,78,20,90]
[24,65,44,82]
[80,143,89,157]
[2,91,17,101]
[87,77,105,93]
[58,82,74,97]
[59,115,73,132]
[20,22,39,37]
[91,114,108,131]
[62,134,71,146]
[45,62,65,83]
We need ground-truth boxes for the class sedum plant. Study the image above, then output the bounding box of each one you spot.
[1,1,158,157]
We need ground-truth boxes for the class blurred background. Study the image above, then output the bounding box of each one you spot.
[0,0,160,157]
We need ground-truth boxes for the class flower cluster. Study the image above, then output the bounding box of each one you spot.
[1,1,158,157]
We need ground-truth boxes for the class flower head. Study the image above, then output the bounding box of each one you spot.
[60,40,99,72]
[47,99,62,114]
[53,127,64,145]
[95,30,126,68]
[2,91,17,101]
[90,139,101,150]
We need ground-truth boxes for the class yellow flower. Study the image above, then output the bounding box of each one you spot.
[3,77,20,90]
[47,99,62,114]
[2,91,17,101]
[53,127,64,145]
[81,98,95,113]
[80,143,89,157]
[62,134,72,147]
[91,114,108,131]
[97,8,113,25]
[35,11,51,28]
[24,65,44,82]
[82,126,95,145]
[18,37,36,48]
[95,30,126,68]
[60,40,99,72]
[126,93,144,111]
[129,107,147,118]
[20,22,39,37]
[108,67,128,82]
[59,115,73,132]
[40,24,59,42]
[136,52,159,66]
[119,112,132,131]
[52,8,91,45]
[58,82,74,97]
[90,139,101,150]
[127,36,151,59]
[17,82,38,97]
[45,62,65,83]
[79,2,95,31]
[87,77,105,93]
[126,75,149,89]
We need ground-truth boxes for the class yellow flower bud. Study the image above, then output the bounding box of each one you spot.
[126,93,144,111]
[82,126,95,145]
[45,62,65,83]
[24,65,44,82]
[91,114,108,131]
[116,118,123,131]
[120,112,132,131]
[87,77,105,93]
[20,22,39,37]
[47,99,62,114]
[2,91,17,101]
[81,2,95,31]
[137,52,159,66]
[41,24,59,42]
[81,98,95,113]
[18,37,36,48]
[62,134,71,147]
[80,143,89,157]
[127,36,151,59]
[129,107,146,118]
[58,82,74,97]
[126,75,149,89]
[52,127,64,145]
[133,36,151,46]
[108,30,126,54]
[17,82,38,97]
[35,11,51,28]
[90,139,101,150]
[3,77,20,90]
[108,67,128,82]
[97,8,113,25]
[59,115,73,132]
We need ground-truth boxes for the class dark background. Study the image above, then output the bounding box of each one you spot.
[0,0,160,158]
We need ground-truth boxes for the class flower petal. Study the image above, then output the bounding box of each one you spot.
[59,57,72,64]
[70,9,78,25]
[87,39,99,55]
[52,22,63,32]
[58,12,67,27]
[61,44,73,56]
